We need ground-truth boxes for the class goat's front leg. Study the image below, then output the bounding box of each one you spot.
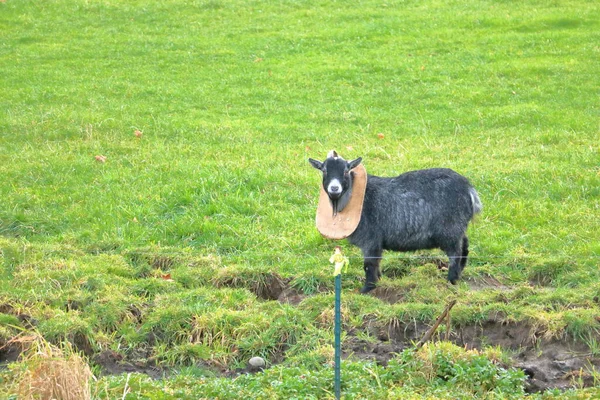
[360,248,382,293]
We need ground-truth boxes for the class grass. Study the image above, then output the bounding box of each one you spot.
[5,334,91,400]
[1,0,600,398]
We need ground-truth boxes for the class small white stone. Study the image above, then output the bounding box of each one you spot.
[249,356,266,369]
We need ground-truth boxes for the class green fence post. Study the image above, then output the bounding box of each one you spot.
[334,272,341,399]
[330,246,348,400]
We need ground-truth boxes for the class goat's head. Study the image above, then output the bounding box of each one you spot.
[309,150,362,215]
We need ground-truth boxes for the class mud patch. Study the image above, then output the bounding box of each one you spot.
[0,342,22,369]
[92,350,166,379]
[277,287,306,306]
[455,319,534,349]
[348,316,600,393]
[253,274,287,300]
[515,342,600,393]
[344,334,405,366]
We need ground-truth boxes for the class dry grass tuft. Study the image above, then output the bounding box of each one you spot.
[10,334,92,400]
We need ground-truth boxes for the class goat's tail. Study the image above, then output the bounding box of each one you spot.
[469,188,483,216]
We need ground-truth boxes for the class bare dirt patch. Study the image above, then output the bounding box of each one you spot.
[277,286,306,306]
[349,321,599,392]
[346,312,600,393]
[254,274,287,300]
[516,341,600,393]
[0,342,21,368]
[92,350,166,379]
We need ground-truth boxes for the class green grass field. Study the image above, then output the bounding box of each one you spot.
[1,0,599,398]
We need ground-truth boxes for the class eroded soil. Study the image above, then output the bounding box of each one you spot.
[352,278,600,393]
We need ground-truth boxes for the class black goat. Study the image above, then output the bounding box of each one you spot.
[309,151,482,293]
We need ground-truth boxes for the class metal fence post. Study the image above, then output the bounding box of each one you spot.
[334,272,341,400]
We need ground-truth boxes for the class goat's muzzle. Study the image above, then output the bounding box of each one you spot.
[327,190,342,200]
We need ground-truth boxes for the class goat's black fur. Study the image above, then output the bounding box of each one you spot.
[309,151,482,293]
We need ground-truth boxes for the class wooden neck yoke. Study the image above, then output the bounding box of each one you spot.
[316,164,367,240]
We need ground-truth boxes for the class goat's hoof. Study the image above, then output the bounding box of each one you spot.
[360,284,377,294]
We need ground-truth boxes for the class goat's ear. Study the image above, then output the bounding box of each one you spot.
[308,158,324,171]
[347,157,362,170]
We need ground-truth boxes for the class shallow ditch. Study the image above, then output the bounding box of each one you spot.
[347,315,600,393]
[276,277,600,393]
[2,275,599,393]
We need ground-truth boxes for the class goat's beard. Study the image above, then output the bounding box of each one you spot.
[328,186,352,217]
[330,198,340,217]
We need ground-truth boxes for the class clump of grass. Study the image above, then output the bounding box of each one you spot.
[142,288,313,367]
[527,257,576,286]
[380,258,415,279]
[383,342,526,397]
[125,247,210,269]
[170,263,217,289]
[141,288,253,348]
[154,342,212,367]
[298,292,381,330]
[212,264,286,300]
[186,302,311,368]
[7,334,91,400]
[376,302,440,329]
[0,313,22,343]
[129,276,179,298]
[563,308,600,342]
[0,241,25,279]
[289,271,335,295]
[83,290,146,333]
[284,328,335,369]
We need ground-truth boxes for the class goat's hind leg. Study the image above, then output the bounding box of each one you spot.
[460,236,469,273]
[444,240,464,285]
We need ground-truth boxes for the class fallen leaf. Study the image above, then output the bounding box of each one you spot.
[95,155,107,163]
[377,133,385,139]
[134,129,143,138]
[161,274,173,281]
